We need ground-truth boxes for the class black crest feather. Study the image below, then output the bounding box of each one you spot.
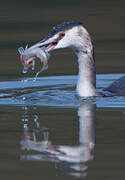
[40,21,83,43]
[48,21,83,38]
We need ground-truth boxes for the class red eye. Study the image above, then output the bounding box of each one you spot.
[60,32,65,38]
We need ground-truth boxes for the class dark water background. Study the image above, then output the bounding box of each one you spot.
[0,0,125,179]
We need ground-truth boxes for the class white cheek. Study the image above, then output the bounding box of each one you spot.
[55,39,68,49]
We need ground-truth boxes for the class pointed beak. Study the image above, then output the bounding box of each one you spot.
[28,38,58,53]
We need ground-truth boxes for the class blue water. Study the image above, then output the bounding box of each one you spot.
[0,74,125,108]
[0,74,125,179]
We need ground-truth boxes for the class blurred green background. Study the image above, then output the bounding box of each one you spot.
[0,0,125,79]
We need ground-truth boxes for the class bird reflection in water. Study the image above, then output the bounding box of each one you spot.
[20,104,96,178]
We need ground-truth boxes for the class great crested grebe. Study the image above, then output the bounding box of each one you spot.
[19,22,125,97]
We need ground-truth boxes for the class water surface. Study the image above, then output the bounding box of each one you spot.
[0,74,125,180]
[0,0,125,179]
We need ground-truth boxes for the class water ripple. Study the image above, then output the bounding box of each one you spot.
[0,74,125,108]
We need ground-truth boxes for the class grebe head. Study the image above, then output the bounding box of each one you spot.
[19,22,93,65]
[44,21,87,52]
[41,21,92,54]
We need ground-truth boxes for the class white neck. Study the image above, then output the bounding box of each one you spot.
[76,51,97,97]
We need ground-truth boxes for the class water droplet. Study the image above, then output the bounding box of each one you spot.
[23,97,26,100]
[21,79,28,83]
[24,124,28,130]
[32,61,35,70]
[22,67,28,74]
[33,77,37,82]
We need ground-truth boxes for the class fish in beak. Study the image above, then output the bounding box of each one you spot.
[18,21,81,74]
[18,36,59,75]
